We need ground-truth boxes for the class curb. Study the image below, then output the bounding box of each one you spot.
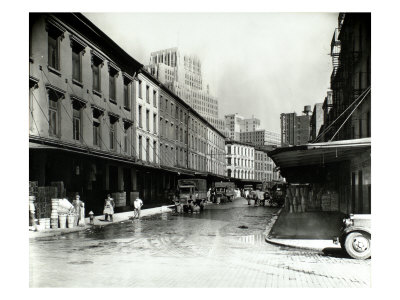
[29,204,176,239]
[264,207,340,251]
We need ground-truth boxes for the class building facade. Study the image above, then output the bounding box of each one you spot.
[240,129,281,146]
[241,116,261,132]
[225,141,254,180]
[29,13,145,214]
[310,103,324,141]
[270,13,371,216]
[207,128,226,177]
[224,113,244,141]
[147,47,225,132]
[280,107,312,146]
[29,13,229,217]
[135,71,160,165]
[328,13,371,214]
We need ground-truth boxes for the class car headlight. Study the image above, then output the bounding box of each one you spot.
[343,218,354,227]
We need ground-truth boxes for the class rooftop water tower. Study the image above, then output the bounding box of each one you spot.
[303,105,312,116]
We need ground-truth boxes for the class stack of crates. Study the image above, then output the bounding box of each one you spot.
[50,181,66,198]
[36,186,58,219]
[29,181,38,198]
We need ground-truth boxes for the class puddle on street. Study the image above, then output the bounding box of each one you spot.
[30,201,279,258]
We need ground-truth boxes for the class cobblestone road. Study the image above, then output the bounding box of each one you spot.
[29,198,371,287]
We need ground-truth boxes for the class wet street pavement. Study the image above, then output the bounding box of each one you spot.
[29,197,371,287]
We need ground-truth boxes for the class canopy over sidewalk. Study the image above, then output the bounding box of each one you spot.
[268,138,371,171]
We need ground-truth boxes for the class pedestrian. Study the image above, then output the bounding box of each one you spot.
[103,194,115,222]
[72,193,85,226]
[211,188,216,203]
[207,188,211,202]
[133,196,143,219]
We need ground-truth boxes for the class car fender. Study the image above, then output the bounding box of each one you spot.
[342,226,371,237]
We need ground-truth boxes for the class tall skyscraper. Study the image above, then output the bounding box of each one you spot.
[147,47,225,132]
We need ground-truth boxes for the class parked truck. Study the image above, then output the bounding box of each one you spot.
[213,182,236,203]
[177,179,207,212]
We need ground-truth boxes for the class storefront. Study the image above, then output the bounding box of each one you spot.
[268,138,371,214]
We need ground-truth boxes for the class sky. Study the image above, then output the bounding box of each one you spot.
[84,12,338,133]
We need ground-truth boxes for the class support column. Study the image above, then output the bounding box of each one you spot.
[118,166,124,191]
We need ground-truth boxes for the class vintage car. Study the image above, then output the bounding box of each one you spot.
[334,214,371,260]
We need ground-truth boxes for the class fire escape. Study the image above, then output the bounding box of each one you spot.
[328,13,370,141]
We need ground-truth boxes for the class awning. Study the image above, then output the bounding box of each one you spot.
[268,137,371,170]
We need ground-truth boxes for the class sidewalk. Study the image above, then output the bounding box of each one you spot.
[29,204,175,239]
[265,209,344,251]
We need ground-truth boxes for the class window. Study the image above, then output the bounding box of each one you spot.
[92,56,102,93]
[109,67,118,102]
[92,108,102,147]
[138,136,142,160]
[123,121,132,154]
[153,90,157,107]
[176,125,179,141]
[138,105,142,128]
[48,95,59,136]
[159,95,163,110]
[146,138,150,161]
[47,87,64,137]
[153,113,157,134]
[160,117,163,137]
[48,29,61,70]
[146,85,150,103]
[146,110,150,131]
[72,47,82,82]
[123,79,131,109]
[72,102,82,141]
[138,80,143,99]
[153,141,157,163]
[109,118,117,150]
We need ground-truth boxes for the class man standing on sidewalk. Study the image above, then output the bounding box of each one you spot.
[133,196,143,219]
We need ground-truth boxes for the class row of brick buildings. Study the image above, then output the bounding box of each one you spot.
[29,13,226,214]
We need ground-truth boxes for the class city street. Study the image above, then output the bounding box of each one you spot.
[29,197,371,287]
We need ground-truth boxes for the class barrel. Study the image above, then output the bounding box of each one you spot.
[59,214,67,229]
[67,215,75,228]
[39,218,50,229]
[50,217,58,229]
[51,198,59,211]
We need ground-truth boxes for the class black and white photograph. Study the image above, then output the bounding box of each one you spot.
[4,0,399,294]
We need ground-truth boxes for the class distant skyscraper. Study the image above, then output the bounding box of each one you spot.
[147,47,225,132]
[281,106,312,146]
[241,116,261,132]
[224,113,244,141]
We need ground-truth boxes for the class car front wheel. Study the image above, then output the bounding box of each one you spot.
[344,231,371,260]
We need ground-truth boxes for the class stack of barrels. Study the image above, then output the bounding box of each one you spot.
[39,218,50,229]
[29,195,36,226]
[50,198,59,229]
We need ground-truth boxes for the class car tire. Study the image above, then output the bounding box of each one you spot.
[344,231,371,260]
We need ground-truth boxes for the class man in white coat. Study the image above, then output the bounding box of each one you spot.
[133,196,143,219]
